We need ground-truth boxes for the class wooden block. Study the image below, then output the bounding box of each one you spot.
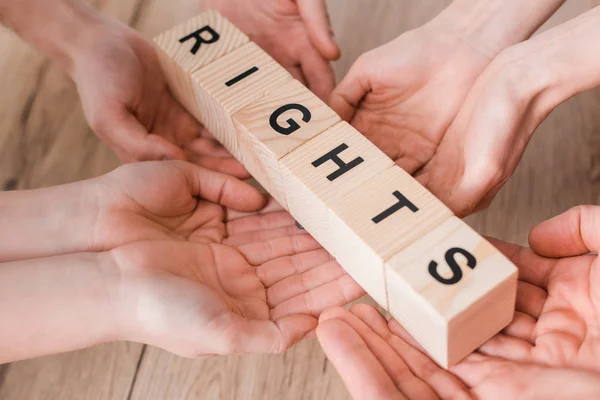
[325,165,453,306]
[233,79,341,206]
[153,10,249,122]
[385,217,518,367]
[280,121,394,254]
[191,43,293,158]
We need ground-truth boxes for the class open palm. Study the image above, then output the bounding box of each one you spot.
[317,206,600,399]
[478,210,600,370]
[92,161,364,356]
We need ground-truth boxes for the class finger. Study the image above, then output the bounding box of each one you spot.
[270,274,364,319]
[188,154,250,179]
[176,162,266,211]
[488,238,555,290]
[100,110,186,161]
[297,0,340,60]
[317,318,407,400]
[226,211,295,237]
[328,55,371,121]
[258,249,334,287]
[321,307,441,399]
[477,333,533,362]
[185,137,233,158]
[529,205,600,257]
[238,234,322,266]
[515,281,547,319]
[356,306,467,399]
[300,49,335,100]
[266,260,344,307]
[502,312,537,345]
[211,313,316,354]
[226,197,284,221]
[154,91,203,145]
[288,64,307,84]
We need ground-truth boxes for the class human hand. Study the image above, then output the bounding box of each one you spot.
[110,214,364,356]
[330,0,564,216]
[94,161,365,355]
[71,17,247,176]
[413,7,600,215]
[317,304,600,400]
[202,0,339,100]
[472,205,600,371]
[317,205,600,398]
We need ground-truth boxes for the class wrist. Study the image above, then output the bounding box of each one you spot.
[0,0,108,75]
[0,180,98,262]
[0,252,123,362]
[430,0,565,58]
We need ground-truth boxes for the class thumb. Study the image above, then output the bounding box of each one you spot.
[99,110,186,162]
[328,55,371,121]
[529,205,600,257]
[297,0,340,61]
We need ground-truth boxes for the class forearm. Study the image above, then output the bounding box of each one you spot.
[0,252,122,363]
[433,0,565,57]
[0,0,105,74]
[496,6,600,117]
[0,181,98,262]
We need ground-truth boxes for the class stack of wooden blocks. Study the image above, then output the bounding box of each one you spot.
[153,10,518,368]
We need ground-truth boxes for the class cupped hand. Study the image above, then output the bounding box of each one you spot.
[329,19,492,188]
[317,304,600,400]
[72,18,247,176]
[317,205,600,399]
[106,191,364,357]
[202,0,339,100]
[475,205,600,371]
[414,8,600,216]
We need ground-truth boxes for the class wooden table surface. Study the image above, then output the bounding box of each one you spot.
[1,0,599,398]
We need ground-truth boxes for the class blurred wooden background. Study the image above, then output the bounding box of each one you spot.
[1,0,599,398]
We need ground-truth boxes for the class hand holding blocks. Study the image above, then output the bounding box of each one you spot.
[153,11,518,368]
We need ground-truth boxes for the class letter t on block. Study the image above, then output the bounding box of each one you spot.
[153,10,249,122]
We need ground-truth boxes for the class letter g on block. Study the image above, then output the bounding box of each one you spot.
[269,104,312,135]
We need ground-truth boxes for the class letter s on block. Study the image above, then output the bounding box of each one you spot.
[428,247,477,285]
[269,104,312,135]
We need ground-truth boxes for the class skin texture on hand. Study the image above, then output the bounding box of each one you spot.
[0,0,248,174]
[202,0,339,100]
[317,305,600,400]
[418,6,600,215]
[71,19,247,176]
[92,162,365,357]
[0,161,365,361]
[317,205,600,399]
[329,0,565,217]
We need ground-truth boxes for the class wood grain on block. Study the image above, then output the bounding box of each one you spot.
[153,10,249,121]
[385,217,518,367]
[191,42,292,158]
[233,79,341,207]
[326,165,452,306]
[280,122,395,304]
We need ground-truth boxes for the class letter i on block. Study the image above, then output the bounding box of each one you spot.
[385,217,518,367]
[153,10,249,123]
[190,43,292,160]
